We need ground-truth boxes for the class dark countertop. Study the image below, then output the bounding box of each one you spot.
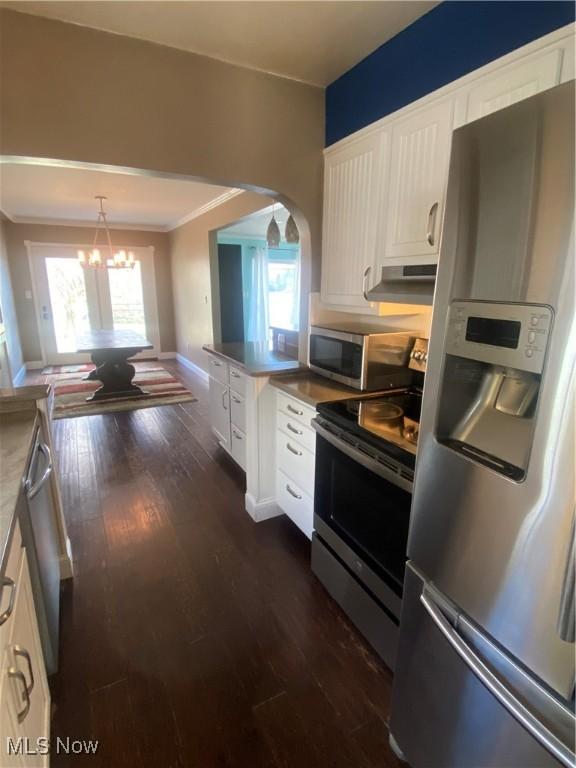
[203,343,305,377]
[270,372,361,408]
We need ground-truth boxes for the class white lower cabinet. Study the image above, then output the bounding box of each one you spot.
[208,375,231,450]
[207,353,248,472]
[0,527,50,768]
[230,426,247,471]
[275,392,316,539]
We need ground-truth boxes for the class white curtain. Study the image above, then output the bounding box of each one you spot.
[245,246,269,343]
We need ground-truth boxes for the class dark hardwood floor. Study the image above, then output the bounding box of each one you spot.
[31,361,401,768]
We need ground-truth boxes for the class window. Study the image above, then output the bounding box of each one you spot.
[267,249,299,331]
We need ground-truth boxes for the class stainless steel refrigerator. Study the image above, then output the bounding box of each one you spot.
[389,83,575,768]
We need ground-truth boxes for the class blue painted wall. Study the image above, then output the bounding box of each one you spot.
[326,1,575,146]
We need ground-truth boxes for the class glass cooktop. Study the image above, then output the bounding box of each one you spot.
[316,388,423,466]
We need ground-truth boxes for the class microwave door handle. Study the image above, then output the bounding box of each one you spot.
[421,589,575,768]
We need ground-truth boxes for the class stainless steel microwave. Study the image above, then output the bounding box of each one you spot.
[309,323,416,391]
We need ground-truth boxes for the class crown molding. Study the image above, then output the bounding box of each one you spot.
[167,188,244,231]
[0,188,245,232]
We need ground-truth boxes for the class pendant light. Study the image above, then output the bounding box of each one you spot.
[78,196,136,269]
[284,214,299,244]
[266,205,281,248]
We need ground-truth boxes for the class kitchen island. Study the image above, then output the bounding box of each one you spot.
[202,341,304,377]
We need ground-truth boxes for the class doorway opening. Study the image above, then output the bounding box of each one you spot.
[215,205,300,358]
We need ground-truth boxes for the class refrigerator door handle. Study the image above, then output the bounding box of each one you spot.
[557,517,575,643]
[421,588,575,768]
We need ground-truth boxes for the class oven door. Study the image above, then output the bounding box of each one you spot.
[313,420,412,617]
[309,328,364,389]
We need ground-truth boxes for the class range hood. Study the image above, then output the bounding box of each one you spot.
[366,264,437,305]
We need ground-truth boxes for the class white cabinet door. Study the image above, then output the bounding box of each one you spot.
[466,48,563,123]
[382,99,454,263]
[230,426,247,471]
[0,553,50,768]
[321,130,388,307]
[0,647,27,767]
[208,377,230,450]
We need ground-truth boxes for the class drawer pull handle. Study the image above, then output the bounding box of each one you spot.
[8,668,30,723]
[230,371,241,378]
[286,484,302,500]
[286,442,302,456]
[231,395,242,404]
[0,577,16,625]
[233,431,243,440]
[13,646,34,696]
[211,360,222,367]
[287,404,304,416]
[286,423,303,436]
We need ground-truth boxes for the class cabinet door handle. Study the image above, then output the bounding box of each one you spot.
[26,442,53,500]
[222,391,228,411]
[286,403,303,416]
[211,359,222,367]
[13,646,34,696]
[8,668,30,723]
[362,265,372,300]
[286,422,303,436]
[230,370,241,378]
[233,430,243,441]
[286,442,302,457]
[231,395,242,404]
[286,484,302,500]
[0,577,16,626]
[427,202,439,246]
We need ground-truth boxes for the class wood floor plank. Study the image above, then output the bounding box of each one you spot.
[38,361,396,768]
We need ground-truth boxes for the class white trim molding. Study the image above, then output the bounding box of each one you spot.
[175,353,209,382]
[167,189,244,231]
[245,493,282,523]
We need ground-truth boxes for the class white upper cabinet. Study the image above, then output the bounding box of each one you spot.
[381,98,454,263]
[465,48,563,123]
[321,130,388,307]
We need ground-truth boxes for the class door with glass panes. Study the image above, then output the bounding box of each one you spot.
[28,244,160,365]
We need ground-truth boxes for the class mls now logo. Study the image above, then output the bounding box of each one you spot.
[7,737,99,755]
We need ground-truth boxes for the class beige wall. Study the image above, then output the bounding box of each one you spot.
[4,222,176,362]
[0,215,24,379]
[170,191,272,372]
[0,10,325,318]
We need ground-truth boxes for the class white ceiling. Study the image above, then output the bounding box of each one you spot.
[0,163,242,231]
[220,204,290,240]
[1,1,438,87]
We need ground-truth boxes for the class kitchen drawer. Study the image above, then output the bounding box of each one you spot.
[207,354,229,386]
[277,411,316,455]
[230,390,246,434]
[230,425,247,471]
[276,431,315,498]
[0,522,23,645]
[277,470,313,539]
[277,391,316,430]
[228,365,247,396]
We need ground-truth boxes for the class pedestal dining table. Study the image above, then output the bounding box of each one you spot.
[76,330,153,402]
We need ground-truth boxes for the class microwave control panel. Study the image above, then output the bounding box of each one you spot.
[445,301,552,374]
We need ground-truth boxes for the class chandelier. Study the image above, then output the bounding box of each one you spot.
[77,196,136,269]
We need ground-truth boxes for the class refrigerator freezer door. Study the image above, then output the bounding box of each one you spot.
[390,564,575,768]
[408,83,576,698]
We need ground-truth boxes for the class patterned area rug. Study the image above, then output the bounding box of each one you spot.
[48,365,197,419]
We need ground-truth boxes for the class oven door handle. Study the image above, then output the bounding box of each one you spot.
[312,419,413,493]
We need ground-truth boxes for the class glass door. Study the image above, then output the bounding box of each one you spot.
[28,244,160,365]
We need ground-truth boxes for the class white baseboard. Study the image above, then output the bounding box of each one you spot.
[245,493,283,522]
[12,365,26,386]
[158,351,177,359]
[176,353,209,382]
[59,537,74,580]
[25,360,45,370]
